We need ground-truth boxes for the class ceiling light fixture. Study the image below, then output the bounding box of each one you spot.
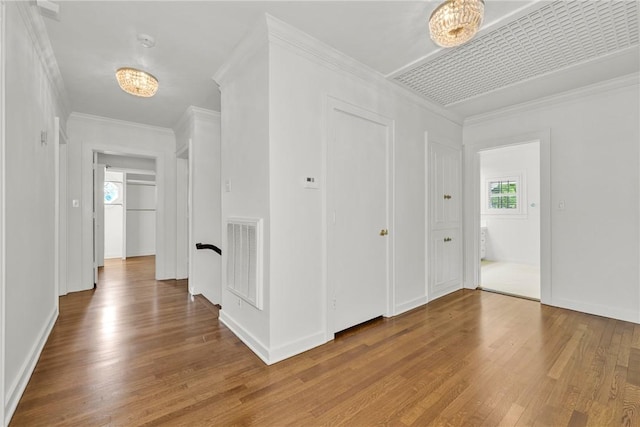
[429,0,485,48]
[115,67,158,97]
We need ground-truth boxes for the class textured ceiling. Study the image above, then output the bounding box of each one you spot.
[394,0,639,107]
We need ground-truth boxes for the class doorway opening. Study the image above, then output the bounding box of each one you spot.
[478,141,540,300]
[93,152,157,283]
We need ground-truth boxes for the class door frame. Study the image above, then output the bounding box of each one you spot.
[0,2,6,423]
[463,130,551,304]
[324,97,395,338]
[82,144,163,289]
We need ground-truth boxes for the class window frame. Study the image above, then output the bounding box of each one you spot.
[483,173,527,216]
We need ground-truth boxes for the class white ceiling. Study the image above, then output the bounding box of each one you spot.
[41,1,639,128]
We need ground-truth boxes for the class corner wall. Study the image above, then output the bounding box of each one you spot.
[215,15,463,364]
[66,114,177,292]
[2,2,67,423]
[174,107,222,304]
[464,76,640,323]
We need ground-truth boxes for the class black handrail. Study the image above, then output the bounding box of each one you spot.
[196,243,222,256]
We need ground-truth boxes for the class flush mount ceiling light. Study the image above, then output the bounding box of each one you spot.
[115,67,158,97]
[429,0,485,48]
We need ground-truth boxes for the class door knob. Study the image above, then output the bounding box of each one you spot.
[379,229,388,236]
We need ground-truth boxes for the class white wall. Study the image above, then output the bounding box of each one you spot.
[66,114,177,292]
[464,76,640,323]
[480,142,540,265]
[216,15,462,363]
[2,2,67,423]
[126,182,156,257]
[174,107,222,303]
[217,36,272,356]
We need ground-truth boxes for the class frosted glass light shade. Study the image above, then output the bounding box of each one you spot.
[429,0,485,48]
[115,67,158,97]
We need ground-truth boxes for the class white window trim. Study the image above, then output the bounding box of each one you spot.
[483,172,527,217]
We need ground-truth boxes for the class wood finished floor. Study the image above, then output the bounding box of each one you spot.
[10,256,640,426]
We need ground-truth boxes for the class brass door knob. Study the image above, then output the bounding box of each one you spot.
[379,229,388,236]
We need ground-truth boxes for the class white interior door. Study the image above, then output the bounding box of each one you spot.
[328,103,391,334]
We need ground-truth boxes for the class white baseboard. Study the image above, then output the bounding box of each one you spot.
[551,297,639,324]
[395,295,428,316]
[219,310,270,364]
[429,284,463,302]
[5,306,58,425]
[268,331,327,365]
[126,250,156,258]
[219,311,327,365]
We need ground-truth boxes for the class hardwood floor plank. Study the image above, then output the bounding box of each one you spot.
[8,257,640,426]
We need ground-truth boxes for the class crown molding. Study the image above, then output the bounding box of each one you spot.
[213,15,269,85]
[464,72,640,126]
[69,112,175,135]
[15,1,70,120]
[264,14,463,126]
[173,106,220,135]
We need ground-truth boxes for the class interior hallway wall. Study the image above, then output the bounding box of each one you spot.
[66,113,177,292]
[2,2,68,423]
[464,75,640,323]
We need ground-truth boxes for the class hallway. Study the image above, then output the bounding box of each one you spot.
[10,257,640,426]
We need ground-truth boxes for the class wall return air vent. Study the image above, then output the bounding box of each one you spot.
[226,217,263,310]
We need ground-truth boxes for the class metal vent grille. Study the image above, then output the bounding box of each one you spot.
[394,0,639,106]
[227,218,263,309]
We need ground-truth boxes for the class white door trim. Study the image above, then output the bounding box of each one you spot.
[0,2,6,423]
[324,96,395,338]
[82,144,164,289]
[463,130,551,304]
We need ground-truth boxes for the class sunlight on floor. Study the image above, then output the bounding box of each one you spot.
[481,260,540,300]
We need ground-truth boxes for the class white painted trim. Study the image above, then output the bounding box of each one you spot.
[268,331,326,365]
[187,138,195,294]
[69,112,174,135]
[324,96,395,335]
[14,1,69,120]
[4,307,57,426]
[0,2,5,424]
[264,14,462,126]
[465,73,640,126]
[213,15,269,85]
[552,297,638,325]
[395,296,428,317]
[54,117,60,309]
[80,140,170,290]
[219,310,270,364]
[463,130,551,305]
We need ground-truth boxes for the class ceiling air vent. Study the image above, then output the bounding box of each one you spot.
[394,0,639,106]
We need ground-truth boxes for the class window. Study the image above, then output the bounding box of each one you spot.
[484,174,525,215]
[104,181,122,205]
[489,179,518,209]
